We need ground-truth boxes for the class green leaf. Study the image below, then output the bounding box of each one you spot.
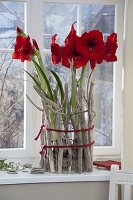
[34,85,60,111]
[24,70,49,99]
[24,69,41,89]
[31,58,54,101]
[47,68,65,101]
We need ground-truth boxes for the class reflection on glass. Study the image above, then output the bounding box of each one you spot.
[82,4,115,34]
[43,3,77,49]
[0,53,24,148]
[0,1,25,49]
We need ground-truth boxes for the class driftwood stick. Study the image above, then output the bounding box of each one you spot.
[41,100,55,173]
[71,67,83,173]
[74,87,83,173]
[77,87,84,173]
[79,88,91,172]
[64,83,72,173]
[87,80,95,171]
[39,110,45,170]
[56,100,64,173]
[39,110,50,171]
[33,87,55,172]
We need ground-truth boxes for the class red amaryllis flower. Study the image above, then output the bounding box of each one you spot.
[61,39,89,68]
[104,33,118,62]
[12,35,33,62]
[81,30,105,70]
[51,23,89,68]
[62,23,89,68]
[51,34,62,65]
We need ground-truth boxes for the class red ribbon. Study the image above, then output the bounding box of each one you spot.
[34,125,46,140]
[47,125,94,133]
[40,141,95,159]
[35,124,94,140]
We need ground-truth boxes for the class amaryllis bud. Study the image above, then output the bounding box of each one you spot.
[32,39,39,51]
[17,27,23,34]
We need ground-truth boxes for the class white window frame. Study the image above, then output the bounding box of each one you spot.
[0,0,39,159]
[0,0,124,160]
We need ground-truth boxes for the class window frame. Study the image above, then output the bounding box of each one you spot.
[41,0,125,157]
[0,0,124,159]
[0,0,39,159]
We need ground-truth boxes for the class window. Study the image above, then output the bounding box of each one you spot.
[0,1,26,158]
[43,3,115,147]
[42,0,124,157]
[0,0,124,159]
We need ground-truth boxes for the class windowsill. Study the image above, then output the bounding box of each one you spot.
[0,169,110,185]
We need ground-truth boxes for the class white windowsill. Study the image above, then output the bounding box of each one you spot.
[0,169,110,185]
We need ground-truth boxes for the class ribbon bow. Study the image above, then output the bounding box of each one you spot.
[34,124,46,140]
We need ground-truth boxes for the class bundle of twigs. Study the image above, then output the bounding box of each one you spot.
[31,66,95,173]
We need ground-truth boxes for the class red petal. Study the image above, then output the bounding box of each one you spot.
[16,35,23,44]
[52,34,57,44]
[104,32,118,62]
[12,52,21,59]
[90,60,96,70]
[65,22,77,45]
[105,54,117,62]
[81,30,105,66]
[51,43,61,64]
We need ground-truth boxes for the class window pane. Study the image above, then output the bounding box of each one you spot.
[43,3,77,49]
[93,63,113,146]
[0,53,24,148]
[43,3,115,147]
[82,5,115,34]
[0,1,25,49]
[82,4,115,146]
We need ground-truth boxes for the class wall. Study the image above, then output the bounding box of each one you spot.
[0,182,109,200]
[123,0,133,168]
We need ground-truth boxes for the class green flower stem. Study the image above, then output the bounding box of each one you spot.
[87,69,93,100]
[79,65,87,88]
[71,66,77,112]
[33,49,46,73]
